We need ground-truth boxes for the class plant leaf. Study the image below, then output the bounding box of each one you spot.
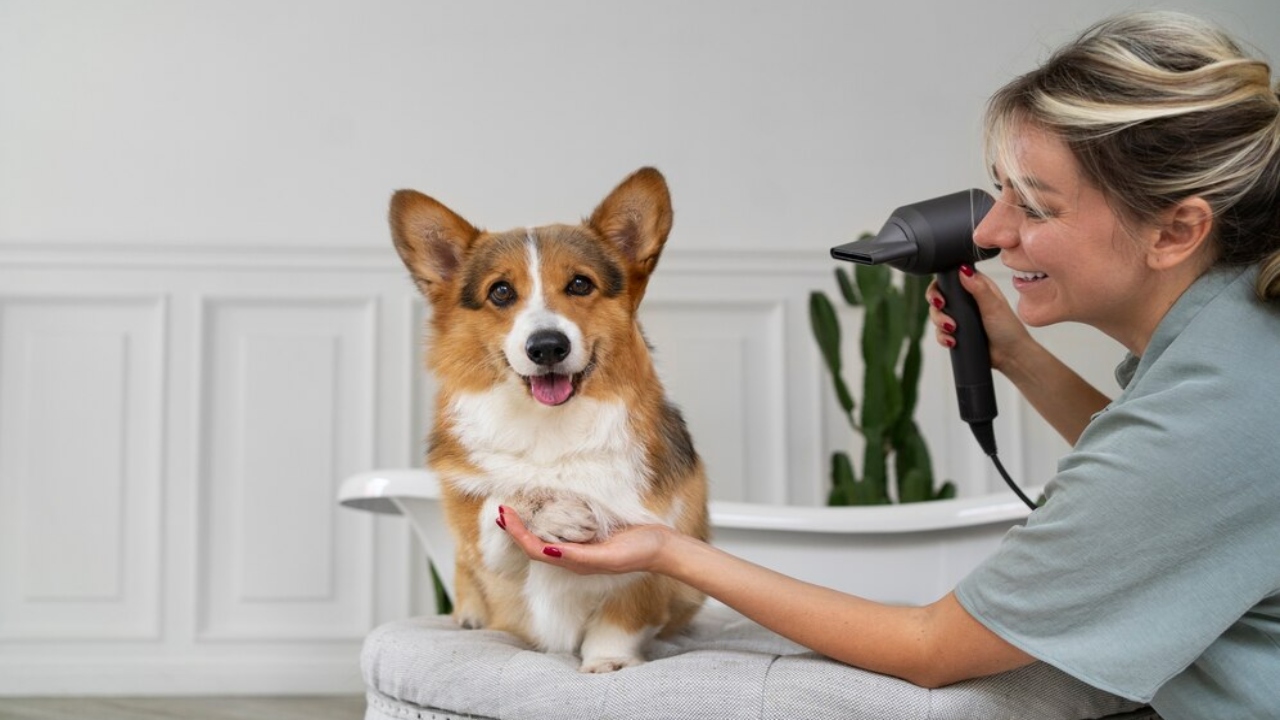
[884,285,907,371]
[857,426,891,505]
[898,340,923,428]
[829,451,856,506]
[893,423,935,503]
[899,468,930,503]
[836,267,861,306]
[809,291,841,375]
[902,274,930,343]
[809,291,857,427]
[430,562,453,615]
[855,263,891,306]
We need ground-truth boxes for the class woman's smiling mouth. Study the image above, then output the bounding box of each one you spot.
[1011,269,1048,288]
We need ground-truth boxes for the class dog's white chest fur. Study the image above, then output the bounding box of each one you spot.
[448,380,652,520]
[448,381,659,658]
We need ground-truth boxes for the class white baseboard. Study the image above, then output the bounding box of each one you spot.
[0,654,365,696]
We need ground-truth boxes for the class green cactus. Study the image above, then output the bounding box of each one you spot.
[809,236,956,505]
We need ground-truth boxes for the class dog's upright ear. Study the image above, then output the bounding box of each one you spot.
[389,190,480,300]
[587,167,674,306]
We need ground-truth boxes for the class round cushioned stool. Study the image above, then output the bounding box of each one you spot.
[361,607,1155,720]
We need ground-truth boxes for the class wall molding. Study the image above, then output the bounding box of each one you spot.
[0,242,838,275]
[0,655,363,696]
[0,242,842,693]
[0,242,1082,693]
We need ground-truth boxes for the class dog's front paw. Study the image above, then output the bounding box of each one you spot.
[579,655,643,674]
[524,494,599,544]
[454,610,485,630]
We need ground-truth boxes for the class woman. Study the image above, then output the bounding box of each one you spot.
[501,11,1280,717]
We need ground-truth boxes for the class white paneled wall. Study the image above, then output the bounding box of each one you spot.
[198,296,378,641]
[0,244,830,693]
[0,248,400,693]
[0,242,1128,693]
[0,297,164,641]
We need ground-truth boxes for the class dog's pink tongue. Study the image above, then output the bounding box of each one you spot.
[531,374,573,406]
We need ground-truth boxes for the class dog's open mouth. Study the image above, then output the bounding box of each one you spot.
[527,373,579,407]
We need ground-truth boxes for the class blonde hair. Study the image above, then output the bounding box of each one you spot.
[984,11,1280,299]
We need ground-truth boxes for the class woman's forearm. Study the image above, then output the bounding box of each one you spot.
[653,531,1033,688]
[499,503,1033,687]
[997,337,1111,446]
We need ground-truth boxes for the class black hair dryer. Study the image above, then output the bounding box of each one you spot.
[830,189,1001,457]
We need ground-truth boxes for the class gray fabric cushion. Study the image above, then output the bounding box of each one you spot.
[362,606,1152,720]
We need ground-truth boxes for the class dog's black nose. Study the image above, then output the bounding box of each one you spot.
[526,330,571,367]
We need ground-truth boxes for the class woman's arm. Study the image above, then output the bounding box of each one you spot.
[499,509,1035,688]
[928,268,1110,445]
[994,333,1111,445]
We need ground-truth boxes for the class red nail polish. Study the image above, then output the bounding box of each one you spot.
[542,546,562,558]
[944,337,957,349]
[498,505,506,516]
[960,264,975,277]
[943,321,955,333]
[930,296,944,309]
[496,516,506,530]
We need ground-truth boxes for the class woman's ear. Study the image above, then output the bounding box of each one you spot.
[1148,196,1214,270]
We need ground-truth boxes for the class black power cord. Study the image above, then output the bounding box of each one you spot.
[970,421,1039,511]
[989,452,1039,510]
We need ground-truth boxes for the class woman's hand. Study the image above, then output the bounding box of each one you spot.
[926,265,1031,372]
[498,506,674,575]
[928,265,1110,445]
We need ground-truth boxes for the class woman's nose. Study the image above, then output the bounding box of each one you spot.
[973,201,1018,250]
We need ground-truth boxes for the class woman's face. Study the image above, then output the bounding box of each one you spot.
[975,123,1158,344]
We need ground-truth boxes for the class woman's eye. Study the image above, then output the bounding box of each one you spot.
[488,282,516,307]
[1018,203,1052,221]
[566,275,595,296]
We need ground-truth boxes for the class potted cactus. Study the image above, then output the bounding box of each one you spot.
[809,236,956,505]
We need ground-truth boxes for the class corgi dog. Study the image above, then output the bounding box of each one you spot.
[388,167,709,673]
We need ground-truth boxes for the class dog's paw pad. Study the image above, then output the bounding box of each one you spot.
[529,497,599,543]
[579,656,642,673]
[455,614,486,630]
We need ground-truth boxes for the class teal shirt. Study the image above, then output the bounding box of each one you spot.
[956,265,1280,719]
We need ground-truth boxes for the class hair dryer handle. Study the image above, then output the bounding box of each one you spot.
[937,269,999,450]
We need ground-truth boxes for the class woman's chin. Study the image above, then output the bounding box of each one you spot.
[1015,303,1058,328]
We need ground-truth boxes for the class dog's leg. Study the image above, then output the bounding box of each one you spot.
[579,621,656,673]
[478,497,529,577]
[577,575,669,673]
[452,563,488,630]
[523,563,600,654]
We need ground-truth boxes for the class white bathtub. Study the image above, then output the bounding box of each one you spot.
[338,469,1034,607]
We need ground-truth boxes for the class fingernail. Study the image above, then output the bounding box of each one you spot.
[960,264,975,277]
[944,337,956,349]
[496,516,507,530]
[943,321,955,333]
[930,296,944,309]
[542,546,562,558]
[498,505,506,516]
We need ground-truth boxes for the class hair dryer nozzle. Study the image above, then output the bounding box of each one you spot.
[830,222,916,266]
[829,189,996,275]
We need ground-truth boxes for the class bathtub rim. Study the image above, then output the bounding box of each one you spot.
[338,468,1037,534]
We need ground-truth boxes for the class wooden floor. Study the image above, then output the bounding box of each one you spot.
[0,696,365,720]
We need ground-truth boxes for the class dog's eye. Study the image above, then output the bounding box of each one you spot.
[566,275,595,297]
[488,281,516,307]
